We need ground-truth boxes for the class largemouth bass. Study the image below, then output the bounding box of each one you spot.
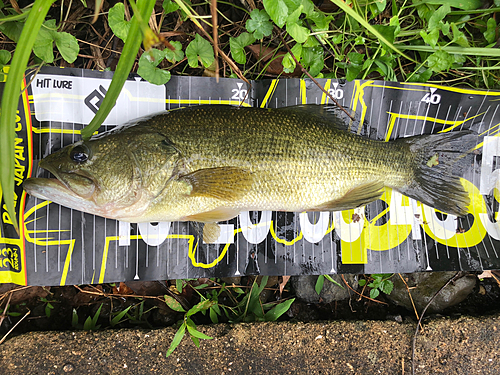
[24,105,476,241]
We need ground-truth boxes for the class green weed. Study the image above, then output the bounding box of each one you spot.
[359,274,395,299]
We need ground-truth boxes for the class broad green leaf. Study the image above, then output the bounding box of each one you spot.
[307,10,331,30]
[371,24,396,45]
[427,50,453,72]
[358,279,367,287]
[416,3,435,23]
[286,21,309,44]
[186,34,214,68]
[296,0,315,16]
[380,280,394,295]
[0,21,23,42]
[209,307,218,323]
[229,32,255,64]
[354,35,365,45]
[420,29,439,48]
[162,0,179,14]
[186,299,216,317]
[346,64,363,81]
[290,42,302,60]
[175,279,183,293]
[370,288,380,299]
[164,294,186,312]
[422,0,481,10]
[315,275,325,295]
[282,52,296,73]
[302,37,319,47]
[389,15,401,36]
[374,0,387,12]
[301,46,323,76]
[428,5,450,30]
[347,51,365,65]
[264,298,295,321]
[138,49,171,85]
[263,0,288,28]
[286,4,303,24]
[246,9,273,40]
[451,23,469,47]
[452,53,466,65]
[108,3,130,42]
[0,49,11,64]
[54,31,79,63]
[33,25,54,62]
[374,59,396,81]
[484,18,497,44]
[164,41,184,63]
[407,67,433,83]
[30,19,78,63]
[166,323,186,357]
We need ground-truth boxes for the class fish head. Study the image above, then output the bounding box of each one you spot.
[24,135,148,219]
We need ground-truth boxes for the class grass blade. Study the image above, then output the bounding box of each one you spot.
[0,0,55,234]
[329,0,416,63]
[80,0,156,140]
[400,45,500,57]
[166,323,186,357]
[315,275,325,295]
[110,305,133,327]
[264,298,295,322]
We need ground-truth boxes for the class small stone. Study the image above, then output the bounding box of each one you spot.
[386,272,476,313]
[292,274,357,303]
[62,363,74,372]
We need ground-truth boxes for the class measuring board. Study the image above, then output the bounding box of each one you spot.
[1,66,500,286]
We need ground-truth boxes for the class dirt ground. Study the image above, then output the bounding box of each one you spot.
[1,313,499,375]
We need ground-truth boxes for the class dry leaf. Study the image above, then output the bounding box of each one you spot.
[279,276,290,297]
[246,45,302,76]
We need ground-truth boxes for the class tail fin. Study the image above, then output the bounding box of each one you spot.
[396,130,477,217]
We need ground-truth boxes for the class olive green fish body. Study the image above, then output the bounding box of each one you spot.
[23,105,475,226]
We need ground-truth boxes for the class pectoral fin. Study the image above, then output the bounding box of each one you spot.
[181,166,253,201]
[314,181,384,211]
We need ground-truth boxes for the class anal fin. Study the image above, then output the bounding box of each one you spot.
[186,207,240,223]
[314,181,384,211]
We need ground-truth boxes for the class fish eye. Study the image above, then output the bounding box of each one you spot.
[70,144,90,163]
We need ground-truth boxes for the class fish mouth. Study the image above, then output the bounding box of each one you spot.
[23,177,101,214]
[23,177,76,201]
[39,159,96,199]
